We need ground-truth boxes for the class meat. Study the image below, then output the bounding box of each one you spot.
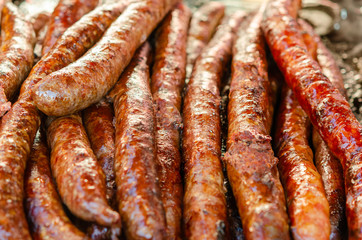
[108,42,167,240]
[42,0,99,55]
[25,128,86,240]
[21,1,127,95]
[32,0,180,117]
[0,2,36,116]
[262,0,362,238]
[222,9,290,239]
[46,113,120,227]
[182,11,245,240]
[30,12,51,36]
[185,1,225,81]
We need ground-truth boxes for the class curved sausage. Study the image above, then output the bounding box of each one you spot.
[32,0,180,117]
[46,114,121,227]
[25,128,86,240]
[109,43,167,240]
[151,3,191,239]
[42,0,99,55]
[21,1,127,96]
[185,2,225,82]
[223,9,290,239]
[0,2,35,116]
[262,0,362,238]
[183,11,245,240]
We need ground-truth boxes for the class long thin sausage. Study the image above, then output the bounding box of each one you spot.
[151,3,191,239]
[183,12,245,240]
[108,43,167,240]
[0,2,35,116]
[185,1,225,81]
[42,0,99,55]
[25,128,86,240]
[32,0,181,117]
[262,0,362,238]
[223,9,290,240]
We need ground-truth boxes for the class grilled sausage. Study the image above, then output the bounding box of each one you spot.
[262,0,362,238]
[32,0,180,117]
[42,0,99,55]
[223,9,290,240]
[25,128,86,240]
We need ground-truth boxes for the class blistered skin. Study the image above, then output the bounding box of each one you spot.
[21,2,127,96]
[25,129,86,240]
[300,19,347,240]
[262,0,362,238]
[182,12,244,240]
[109,43,167,240]
[185,1,225,81]
[222,10,290,240]
[274,86,331,240]
[32,0,180,117]
[46,114,121,227]
[151,3,190,239]
[42,0,98,55]
[0,2,35,116]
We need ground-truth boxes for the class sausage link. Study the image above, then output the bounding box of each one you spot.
[262,1,362,238]
[151,3,191,239]
[30,12,51,36]
[46,114,121,227]
[183,12,245,240]
[42,0,99,55]
[185,2,225,81]
[32,0,180,117]
[21,1,127,96]
[0,2,35,116]
[109,43,167,240]
[25,128,86,240]
[223,9,290,240]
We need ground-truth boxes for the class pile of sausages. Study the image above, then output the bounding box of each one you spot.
[0,0,360,239]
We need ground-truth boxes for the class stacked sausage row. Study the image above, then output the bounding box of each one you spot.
[0,0,360,239]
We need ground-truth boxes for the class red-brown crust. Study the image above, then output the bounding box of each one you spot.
[109,43,167,240]
[223,10,290,239]
[183,12,245,240]
[25,128,86,240]
[21,1,126,96]
[46,114,121,227]
[32,0,180,117]
[185,1,225,81]
[262,0,362,238]
[42,0,98,55]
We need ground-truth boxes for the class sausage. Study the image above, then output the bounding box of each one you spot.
[0,2,36,116]
[262,0,362,238]
[20,1,127,96]
[46,114,121,227]
[299,19,347,240]
[185,2,225,82]
[25,128,86,240]
[31,0,180,117]
[108,42,167,240]
[42,0,99,55]
[222,9,290,240]
[182,11,245,240]
[151,3,191,239]
[30,12,51,36]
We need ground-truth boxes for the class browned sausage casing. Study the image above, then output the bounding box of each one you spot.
[151,3,191,239]
[25,128,86,240]
[0,2,35,116]
[185,1,225,81]
[32,0,180,117]
[223,9,290,240]
[262,0,362,238]
[42,0,99,55]
[183,11,245,240]
[108,43,167,240]
[46,114,121,227]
